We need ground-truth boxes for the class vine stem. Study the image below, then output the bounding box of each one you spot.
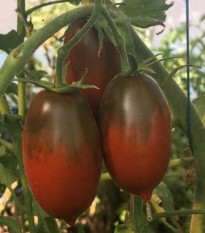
[0,95,11,114]
[55,0,103,86]
[152,209,205,221]
[16,1,36,232]
[130,195,144,232]
[15,137,36,233]
[101,7,131,76]
[0,5,93,96]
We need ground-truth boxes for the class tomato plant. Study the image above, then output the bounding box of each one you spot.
[22,90,102,225]
[99,74,171,200]
[63,21,121,117]
[1,0,205,232]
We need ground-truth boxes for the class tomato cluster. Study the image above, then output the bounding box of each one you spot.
[22,21,171,224]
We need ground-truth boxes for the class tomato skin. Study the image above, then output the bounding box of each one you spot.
[22,90,102,225]
[64,21,121,117]
[99,74,171,200]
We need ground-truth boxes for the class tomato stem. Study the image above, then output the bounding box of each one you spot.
[55,0,103,87]
[17,0,27,118]
[0,95,11,114]
[18,80,27,117]
[152,208,205,221]
[15,138,36,233]
[16,1,36,232]
[130,195,145,232]
[101,8,131,77]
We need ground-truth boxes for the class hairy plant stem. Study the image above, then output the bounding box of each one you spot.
[17,0,26,117]
[131,27,205,233]
[56,0,102,86]
[101,7,131,76]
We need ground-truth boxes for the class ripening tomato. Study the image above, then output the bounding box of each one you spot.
[22,90,102,225]
[99,74,171,200]
[63,21,121,117]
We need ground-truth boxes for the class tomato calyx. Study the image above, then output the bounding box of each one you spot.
[16,68,99,94]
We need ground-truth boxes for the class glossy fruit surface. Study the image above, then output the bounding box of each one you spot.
[99,74,171,200]
[63,21,121,117]
[22,90,102,225]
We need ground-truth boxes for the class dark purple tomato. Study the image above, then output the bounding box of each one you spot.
[63,21,121,117]
[22,90,102,225]
[99,74,171,200]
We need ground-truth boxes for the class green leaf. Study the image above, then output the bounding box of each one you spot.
[32,198,49,218]
[0,114,24,140]
[119,0,173,28]
[192,96,205,126]
[0,216,22,233]
[0,154,18,186]
[0,30,22,54]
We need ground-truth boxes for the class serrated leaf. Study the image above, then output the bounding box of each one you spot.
[193,96,205,126]
[0,216,22,233]
[130,16,165,28]
[119,0,173,28]
[0,30,22,54]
